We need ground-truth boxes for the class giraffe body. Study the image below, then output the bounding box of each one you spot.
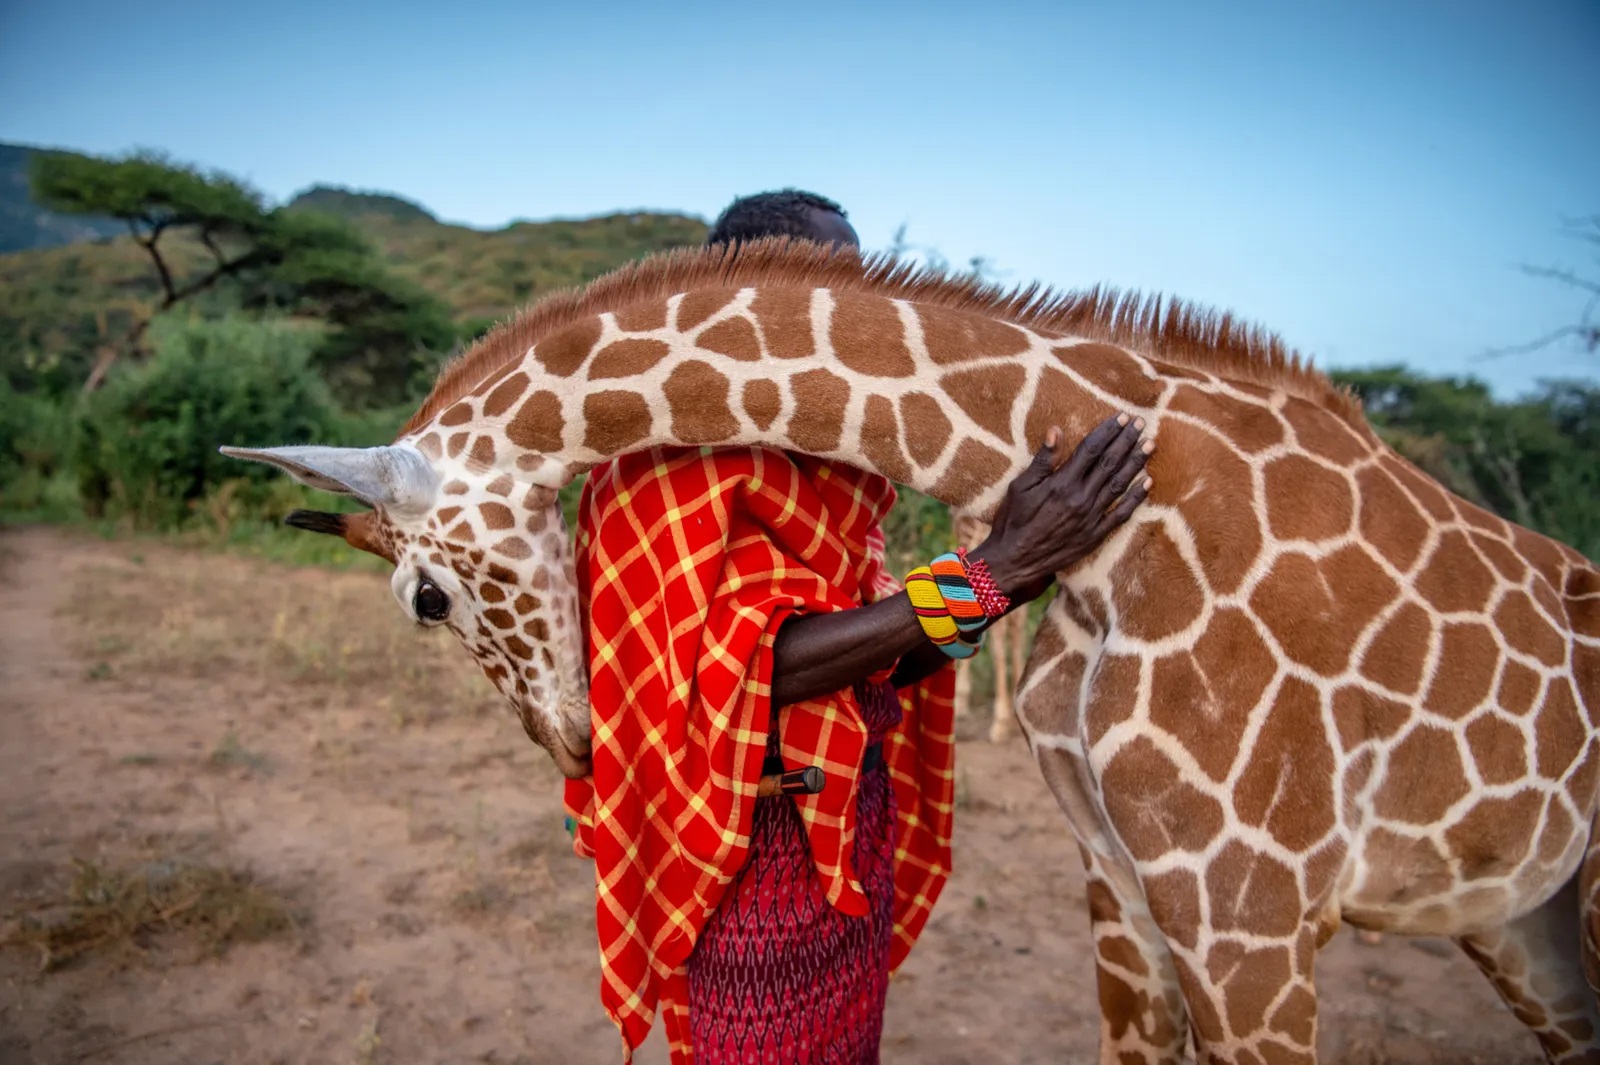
[225,241,1600,1063]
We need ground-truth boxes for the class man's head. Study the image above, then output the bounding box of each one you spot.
[705,188,860,250]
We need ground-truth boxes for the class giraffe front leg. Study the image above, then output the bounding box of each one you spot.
[1458,873,1600,1064]
[1081,845,1191,1065]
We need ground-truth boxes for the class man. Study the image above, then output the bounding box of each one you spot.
[564,190,1152,1063]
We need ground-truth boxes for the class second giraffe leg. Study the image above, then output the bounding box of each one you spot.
[1456,872,1600,1062]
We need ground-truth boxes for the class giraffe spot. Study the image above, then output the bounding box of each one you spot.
[749,288,814,358]
[486,474,514,497]
[487,563,517,584]
[1270,985,1318,1049]
[482,372,530,418]
[524,510,548,534]
[1536,798,1575,866]
[940,364,1026,444]
[1085,877,1122,924]
[1495,590,1568,667]
[535,316,603,377]
[492,536,531,560]
[1358,828,1457,910]
[1510,524,1570,585]
[1332,687,1411,752]
[504,636,535,661]
[1068,344,1164,410]
[1358,602,1433,695]
[614,300,667,332]
[1355,466,1431,572]
[1422,622,1500,719]
[1250,546,1397,676]
[1303,839,1349,912]
[469,436,496,470]
[589,338,671,379]
[1465,714,1529,785]
[1498,659,1543,716]
[1096,934,1150,978]
[1233,677,1337,852]
[1536,683,1586,778]
[696,316,763,361]
[507,390,565,453]
[1017,650,1088,737]
[1470,532,1529,583]
[1109,524,1205,642]
[900,391,954,467]
[479,502,513,530]
[742,379,781,431]
[530,568,550,589]
[1192,607,1278,719]
[1560,1017,1596,1045]
[541,647,555,670]
[436,506,463,525]
[446,522,476,543]
[1100,736,1226,862]
[1149,651,1247,782]
[917,302,1031,364]
[583,390,652,456]
[523,617,550,641]
[1025,369,1105,467]
[513,594,542,613]
[1166,385,1284,453]
[1263,455,1354,541]
[787,369,850,453]
[676,288,735,332]
[1282,395,1371,465]
[1205,842,1301,937]
[1084,654,1141,748]
[484,608,515,629]
[416,432,443,459]
[860,395,912,485]
[1413,531,1497,614]
[829,292,915,376]
[447,432,469,457]
[664,360,739,445]
[1156,420,1262,595]
[444,479,469,495]
[1532,575,1566,623]
[1444,790,1542,880]
[1142,868,1202,951]
[1381,454,1456,522]
[928,439,1012,510]
[480,583,506,603]
[1171,955,1226,1045]
[1373,726,1470,823]
[439,402,474,427]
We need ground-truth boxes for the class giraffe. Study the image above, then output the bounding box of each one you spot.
[951,510,1029,743]
[224,239,1600,1064]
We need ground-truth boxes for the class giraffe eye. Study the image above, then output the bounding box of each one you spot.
[414,580,451,623]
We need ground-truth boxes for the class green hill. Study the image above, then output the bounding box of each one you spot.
[0,143,124,253]
[0,144,709,391]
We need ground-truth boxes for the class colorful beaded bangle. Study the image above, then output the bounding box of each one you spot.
[930,553,987,635]
[905,565,979,659]
[957,546,1011,618]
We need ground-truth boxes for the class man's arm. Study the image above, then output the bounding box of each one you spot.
[769,415,1153,708]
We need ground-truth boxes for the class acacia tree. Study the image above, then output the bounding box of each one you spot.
[1490,215,1600,359]
[29,150,456,399]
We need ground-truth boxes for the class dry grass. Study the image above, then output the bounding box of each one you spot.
[60,548,499,725]
[2,855,300,972]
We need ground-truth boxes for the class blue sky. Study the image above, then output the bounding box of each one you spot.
[2,0,1595,397]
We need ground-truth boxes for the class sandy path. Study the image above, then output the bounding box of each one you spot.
[0,527,1545,1063]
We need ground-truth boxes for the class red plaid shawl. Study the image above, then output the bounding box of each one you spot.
[561,446,957,1062]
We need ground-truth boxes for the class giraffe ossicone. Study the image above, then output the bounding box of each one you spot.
[225,238,1600,1064]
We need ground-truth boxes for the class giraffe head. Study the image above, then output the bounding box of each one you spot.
[218,441,592,778]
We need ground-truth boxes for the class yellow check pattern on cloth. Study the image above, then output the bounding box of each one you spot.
[561,446,958,1063]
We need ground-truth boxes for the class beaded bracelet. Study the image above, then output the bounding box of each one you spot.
[905,565,980,659]
[957,546,1011,618]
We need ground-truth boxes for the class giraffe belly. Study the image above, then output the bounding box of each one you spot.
[1341,817,1589,938]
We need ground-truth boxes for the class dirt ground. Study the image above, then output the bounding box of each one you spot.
[0,526,1550,1064]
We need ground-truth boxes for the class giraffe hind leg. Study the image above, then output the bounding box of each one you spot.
[1457,871,1600,1064]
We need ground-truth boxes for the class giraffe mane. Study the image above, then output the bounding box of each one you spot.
[404,237,1369,437]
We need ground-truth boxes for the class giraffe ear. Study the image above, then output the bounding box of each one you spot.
[218,444,439,517]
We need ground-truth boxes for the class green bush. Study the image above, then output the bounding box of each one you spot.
[0,378,79,515]
[74,315,339,527]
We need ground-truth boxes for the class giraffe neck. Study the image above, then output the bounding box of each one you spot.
[408,284,1154,519]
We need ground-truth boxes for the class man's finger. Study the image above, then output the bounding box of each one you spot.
[1094,477,1152,537]
[1059,414,1129,480]
[1082,419,1144,495]
[1094,437,1154,511]
[1017,425,1063,488]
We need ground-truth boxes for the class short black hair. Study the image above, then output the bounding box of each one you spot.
[705,188,848,247]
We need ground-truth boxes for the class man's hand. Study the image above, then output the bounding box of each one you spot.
[968,413,1153,607]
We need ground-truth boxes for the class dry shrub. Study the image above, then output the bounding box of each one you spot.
[3,857,299,971]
